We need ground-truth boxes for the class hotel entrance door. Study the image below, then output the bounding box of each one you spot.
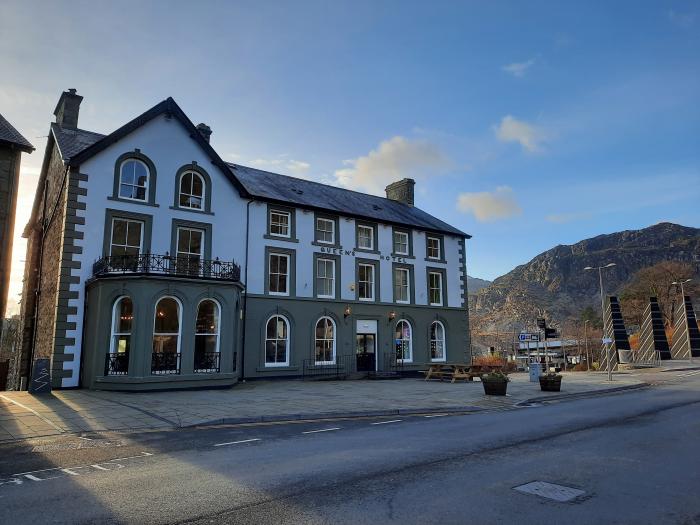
[356,334,376,372]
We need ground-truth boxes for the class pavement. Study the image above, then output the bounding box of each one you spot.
[0,368,665,442]
[0,369,698,524]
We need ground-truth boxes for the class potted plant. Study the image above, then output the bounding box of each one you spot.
[481,370,510,396]
[539,372,562,392]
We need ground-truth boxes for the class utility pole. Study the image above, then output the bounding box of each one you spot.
[584,263,616,381]
[584,320,590,371]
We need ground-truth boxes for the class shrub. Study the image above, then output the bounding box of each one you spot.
[572,363,587,372]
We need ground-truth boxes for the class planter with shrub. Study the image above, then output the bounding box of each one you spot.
[539,372,562,392]
[481,370,510,396]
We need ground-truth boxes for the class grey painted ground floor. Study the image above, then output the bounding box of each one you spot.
[78,278,469,390]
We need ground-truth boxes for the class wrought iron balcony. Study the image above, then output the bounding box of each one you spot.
[194,351,221,373]
[93,254,241,281]
[105,352,129,376]
[151,352,181,375]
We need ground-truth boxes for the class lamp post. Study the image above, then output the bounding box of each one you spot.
[584,319,590,371]
[672,278,693,362]
[584,263,616,381]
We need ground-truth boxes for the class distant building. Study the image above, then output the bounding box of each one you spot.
[16,90,471,391]
[0,114,33,332]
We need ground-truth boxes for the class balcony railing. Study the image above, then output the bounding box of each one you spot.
[194,351,221,373]
[105,352,129,376]
[151,352,181,375]
[93,254,241,281]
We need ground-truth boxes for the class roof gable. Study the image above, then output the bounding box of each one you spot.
[0,113,34,153]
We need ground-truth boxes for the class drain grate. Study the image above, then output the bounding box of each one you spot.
[514,481,585,502]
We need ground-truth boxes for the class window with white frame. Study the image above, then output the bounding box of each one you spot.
[315,217,335,244]
[152,297,181,374]
[427,235,441,260]
[118,159,149,201]
[194,300,220,373]
[316,258,335,298]
[394,267,410,304]
[265,315,290,366]
[268,253,290,295]
[357,224,374,250]
[430,321,446,361]
[179,171,205,210]
[269,210,291,237]
[108,296,132,375]
[393,231,409,255]
[175,227,204,275]
[315,317,336,364]
[428,271,443,306]
[358,263,375,301]
[110,218,143,258]
[395,320,413,362]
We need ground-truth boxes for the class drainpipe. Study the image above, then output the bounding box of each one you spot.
[240,198,254,381]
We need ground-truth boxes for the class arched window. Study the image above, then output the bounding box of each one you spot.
[194,300,221,373]
[430,321,446,362]
[179,171,205,210]
[395,320,413,363]
[152,297,181,374]
[118,159,149,201]
[107,296,132,375]
[314,317,336,364]
[265,315,290,367]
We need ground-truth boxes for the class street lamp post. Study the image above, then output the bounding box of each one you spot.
[584,263,616,381]
[672,278,693,363]
[584,319,590,371]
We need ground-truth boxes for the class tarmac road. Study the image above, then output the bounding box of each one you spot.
[0,372,699,524]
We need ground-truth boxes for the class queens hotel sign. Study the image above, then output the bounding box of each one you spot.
[317,245,409,264]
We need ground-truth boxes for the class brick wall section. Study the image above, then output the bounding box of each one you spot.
[0,146,21,323]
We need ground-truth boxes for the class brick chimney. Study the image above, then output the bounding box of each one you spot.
[385,178,415,206]
[53,89,83,129]
[196,123,212,143]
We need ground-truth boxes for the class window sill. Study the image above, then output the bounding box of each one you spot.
[391,253,414,259]
[169,205,214,216]
[263,234,299,243]
[108,196,159,207]
[311,241,341,249]
[355,247,379,255]
[256,366,299,372]
[424,257,447,264]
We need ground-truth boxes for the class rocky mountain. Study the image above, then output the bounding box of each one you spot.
[467,275,491,294]
[472,223,700,329]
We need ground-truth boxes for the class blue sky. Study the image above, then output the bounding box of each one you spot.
[1,0,699,313]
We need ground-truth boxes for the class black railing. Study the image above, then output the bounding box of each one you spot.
[302,354,355,380]
[194,351,221,373]
[380,351,404,376]
[105,352,129,375]
[151,352,181,375]
[93,254,241,281]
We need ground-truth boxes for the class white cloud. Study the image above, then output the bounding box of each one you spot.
[249,157,311,177]
[501,58,536,77]
[668,10,695,28]
[456,186,522,222]
[334,136,450,194]
[494,115,545,152]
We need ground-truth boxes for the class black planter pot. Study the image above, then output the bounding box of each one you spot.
[482,379,508,396]
[539,376,562,392]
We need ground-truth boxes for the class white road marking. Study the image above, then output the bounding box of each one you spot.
[0,394,64,433]
[213,438,261,447]
[302,427,341,434]
[424,414,449,418]
[676,370,700,378]
[370,419,402,425]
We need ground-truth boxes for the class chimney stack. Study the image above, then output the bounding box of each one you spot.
[196,123,212,143]
[385,178,415,206]
[53,89,83,129]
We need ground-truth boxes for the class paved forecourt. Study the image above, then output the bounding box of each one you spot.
[0,371,650,441]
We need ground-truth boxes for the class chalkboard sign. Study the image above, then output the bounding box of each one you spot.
[28,359,51,394]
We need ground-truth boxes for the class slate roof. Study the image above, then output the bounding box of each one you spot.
[0,113,34,152]
[230,163,469,237]
[51,123,105,161]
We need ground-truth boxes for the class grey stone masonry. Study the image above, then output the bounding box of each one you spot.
[385,178,415,206]
[53,89,83,129]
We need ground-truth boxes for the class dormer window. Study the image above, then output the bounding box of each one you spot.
[179,171,205,210]
[119,159,149,201]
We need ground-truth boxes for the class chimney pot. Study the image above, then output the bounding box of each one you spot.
[385,178,416,206]
[196,123,212,143]
[53,89,83,129]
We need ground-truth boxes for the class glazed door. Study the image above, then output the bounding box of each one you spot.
[356,334,376,372]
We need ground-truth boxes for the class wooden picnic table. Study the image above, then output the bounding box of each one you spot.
[423,363,505,383]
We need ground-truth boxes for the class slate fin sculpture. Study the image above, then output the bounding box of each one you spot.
[599,296,630,371]
[670,296,700,359]
[638,297,671,361]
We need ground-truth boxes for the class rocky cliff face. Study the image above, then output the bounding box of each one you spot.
[472,223,700,329]
[467,275,491,294]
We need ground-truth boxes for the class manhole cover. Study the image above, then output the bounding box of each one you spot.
[514,481,585,502]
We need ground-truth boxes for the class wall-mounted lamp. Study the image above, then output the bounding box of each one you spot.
[388,310,396,321]
[344,305,352,317]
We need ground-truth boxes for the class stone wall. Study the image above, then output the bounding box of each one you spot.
[0,146,20,324]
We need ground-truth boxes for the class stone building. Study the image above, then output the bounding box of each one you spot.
[16,90,471,391]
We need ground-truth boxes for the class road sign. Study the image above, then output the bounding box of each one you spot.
[519,333,540,342]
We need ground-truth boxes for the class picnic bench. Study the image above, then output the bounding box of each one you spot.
[423,363,505,383]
